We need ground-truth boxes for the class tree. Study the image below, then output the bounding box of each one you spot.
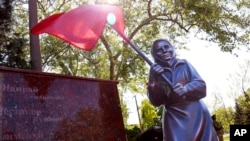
[140,99,162,130]
[228,60,250,98]
[31,0,250,80]
[234,102,244,124]
[0,0,12,31]
[0,0,30,69]
[234,88,250,125]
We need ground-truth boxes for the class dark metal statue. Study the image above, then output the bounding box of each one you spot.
[147,39,218,141]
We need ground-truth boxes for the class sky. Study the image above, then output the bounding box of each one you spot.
[178,38,246,108]
[125,37,249,125]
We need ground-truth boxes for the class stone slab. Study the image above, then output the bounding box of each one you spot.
[0,67,126,141]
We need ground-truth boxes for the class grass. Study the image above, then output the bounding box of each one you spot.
[223,134,229,141]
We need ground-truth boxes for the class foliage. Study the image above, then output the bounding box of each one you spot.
[0,0,12,27]
[0,0,30,69]
[0,33,30,68]
[2,0,250,75]
[233,88,250,125]
[140,99,162,129]
[6,0,249,83]
[125,125,141,141]
[29,0,249,82]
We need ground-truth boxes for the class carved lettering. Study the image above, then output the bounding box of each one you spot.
[44,117,63,122]
[1,108,42,116]
[0,84,38,94]
[25,95,64,100]
[2,132,44,140]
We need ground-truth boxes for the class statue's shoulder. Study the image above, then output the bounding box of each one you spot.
[175,58,188,65]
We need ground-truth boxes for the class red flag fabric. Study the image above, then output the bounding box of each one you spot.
[31,4,125,51]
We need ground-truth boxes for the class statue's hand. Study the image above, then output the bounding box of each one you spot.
[173,83,187,96]
[150,64,164,75]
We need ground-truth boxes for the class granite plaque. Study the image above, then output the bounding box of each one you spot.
[0,67,126,141]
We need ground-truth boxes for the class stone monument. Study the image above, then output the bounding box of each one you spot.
[0,67,126,141]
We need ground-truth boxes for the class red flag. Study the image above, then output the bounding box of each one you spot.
[31,4,125,51]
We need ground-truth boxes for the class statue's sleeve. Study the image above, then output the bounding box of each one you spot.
[147,72,171,107]
[183,60,206,100]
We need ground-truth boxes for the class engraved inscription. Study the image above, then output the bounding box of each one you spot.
[24,95,64,101]
[0,84,38,94]
[2,132,44,140]
[1,108,42,116]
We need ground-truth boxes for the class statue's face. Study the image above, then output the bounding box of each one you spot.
[154,41,174,61]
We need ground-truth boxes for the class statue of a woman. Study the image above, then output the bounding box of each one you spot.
[147,39,218,141]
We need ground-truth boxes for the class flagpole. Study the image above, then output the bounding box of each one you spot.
[107,13,173,88]
[29,0,42,71]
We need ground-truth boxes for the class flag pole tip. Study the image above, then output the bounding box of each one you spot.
[107,13,116,25]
